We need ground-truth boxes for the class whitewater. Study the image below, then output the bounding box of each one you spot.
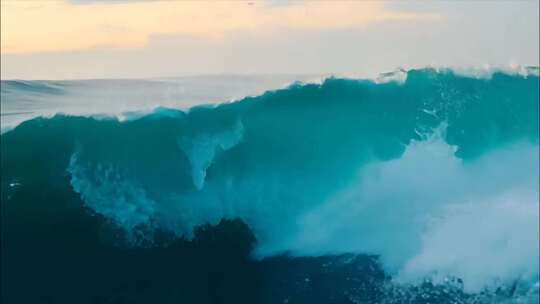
[1,67,539,303]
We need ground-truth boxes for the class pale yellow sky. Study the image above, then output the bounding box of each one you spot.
[1,1,538,79]
[1,0,438,54]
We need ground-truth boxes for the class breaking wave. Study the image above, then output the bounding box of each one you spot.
[2,68,539,302]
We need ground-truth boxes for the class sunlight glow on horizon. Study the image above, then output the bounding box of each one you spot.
[1,0,440,54]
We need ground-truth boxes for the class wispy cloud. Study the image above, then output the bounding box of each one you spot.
[68,0,159,4]
[1,0,440,54]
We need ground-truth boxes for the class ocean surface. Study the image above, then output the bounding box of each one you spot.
[1,68,539,303]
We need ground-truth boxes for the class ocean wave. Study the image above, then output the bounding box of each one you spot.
[1,67,539,301]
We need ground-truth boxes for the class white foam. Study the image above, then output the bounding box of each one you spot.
[178,120,244,190]
[68,153,158,241]
[398,192,539,292]
[68,126,539,291]
[258,131,539,292]
[436,64,539,79]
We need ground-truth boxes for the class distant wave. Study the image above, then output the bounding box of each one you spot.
[1,68,539,302]
[0,111,35,116]
[1,80,67,95]
[0,74,317,131]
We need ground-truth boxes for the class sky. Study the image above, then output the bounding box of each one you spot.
[1,0,539,80]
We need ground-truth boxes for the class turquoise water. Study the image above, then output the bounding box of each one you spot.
[1,68,539,303]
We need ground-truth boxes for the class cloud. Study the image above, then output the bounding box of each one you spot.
[1,1,439,54]
[68,0,158,4]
